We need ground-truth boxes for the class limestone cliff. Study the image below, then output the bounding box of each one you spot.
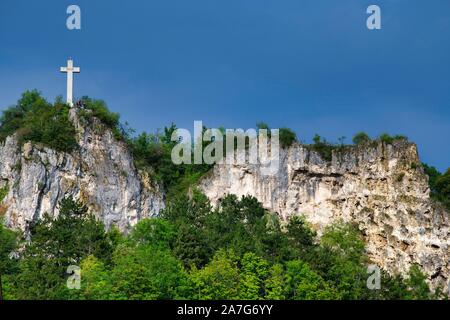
[0,108,164,232]
[199,141,449,289]
[1,106,448,290]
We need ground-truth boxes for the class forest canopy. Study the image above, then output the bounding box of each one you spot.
[1,194,444,300]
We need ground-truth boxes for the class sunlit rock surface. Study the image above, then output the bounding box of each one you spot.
[0,109,164,232]
[199,141,449,289]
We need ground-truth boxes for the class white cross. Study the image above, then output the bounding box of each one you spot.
[60,58,80,106]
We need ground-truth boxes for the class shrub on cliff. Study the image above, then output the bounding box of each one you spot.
[352,132,371,145]
[309,134,334,161]
[423,164,450,211]
[379,133,408,145]
[0,90,78,153]
[434,168,450,210]
[77,96,130,141]
[279,127,298,148]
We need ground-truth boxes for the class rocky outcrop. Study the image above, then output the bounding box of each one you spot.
[1,106,448,290]
[0,108,164,232]
[199,141,450,289]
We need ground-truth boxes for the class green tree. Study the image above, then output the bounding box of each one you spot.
[129,218,174,250]
[189,250,240,300]
[13,197,114,299]
[239,253,269,300]
[256,122,270,133]
[0,90,78,152]
[434,168,450,209]
[279,127,297,148]
[264,264,286,300]
[108,244,189,300]
[423,163,441,194]
[285,260,339,300]
[0,220,19,300]
[406,265,431,300]
[379,133,408,145]
[161,192,212,268]
[204,195,269,259]
[317,222,368,299]
[352,132,371,145]
[286,216,316,257]
[309,134,334,161]
[75,255,112,300]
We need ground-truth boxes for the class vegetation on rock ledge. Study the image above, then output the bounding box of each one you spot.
[0,90,77,153]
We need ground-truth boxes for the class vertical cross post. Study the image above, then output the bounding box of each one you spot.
[60,58,80,106]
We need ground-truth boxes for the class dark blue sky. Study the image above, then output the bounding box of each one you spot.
[1,0,449,171]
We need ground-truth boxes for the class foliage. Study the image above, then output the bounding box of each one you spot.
[79,97,120,130]
[256,122,270,136]
[352,132,371,145]
[405,265,431,300]
[77,96,137,142]
[378,133,408,145]
[285,260,339,300]
[0,90,78,152]
[239,252,269,299]
[128,125,212,196]
[107,244,189,300]
[0,184,9,203]
[279,127,298,148]
[434,168,450,210]
[129,218,174,250]
[423,164,450,211]
[264,264,286,300]
[285,216,316,256]
[423,163,441,193]
[256,122,298,148]
[189,249,240,300]
[0,219,19,300]
[308,134,335,162]
[11,197,115,299]
[1,191,438,300]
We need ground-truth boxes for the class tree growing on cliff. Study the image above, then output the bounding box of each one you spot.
[434,168,450,210]
[0,90,78,152]
[352,132,371,145]
[423,164,450,210]
[0,219,19,300]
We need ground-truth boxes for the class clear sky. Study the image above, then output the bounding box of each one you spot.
[0,0,449,171]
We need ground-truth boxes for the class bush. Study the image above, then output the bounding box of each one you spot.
[128,125,212,195]
[0,90,78,153]
[379,133,408,145]
[79,97,120,129]
[434,168,450,210]
[352,132,371,145]
[308,134,334,162]
[423,164,450,211]
[0,184,9,202]
[279,127,297,148]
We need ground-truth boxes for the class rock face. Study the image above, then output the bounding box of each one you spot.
[199,141,450,289]
[0,108,164,232]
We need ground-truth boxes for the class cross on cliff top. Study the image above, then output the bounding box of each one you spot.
[60,58,80,106]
